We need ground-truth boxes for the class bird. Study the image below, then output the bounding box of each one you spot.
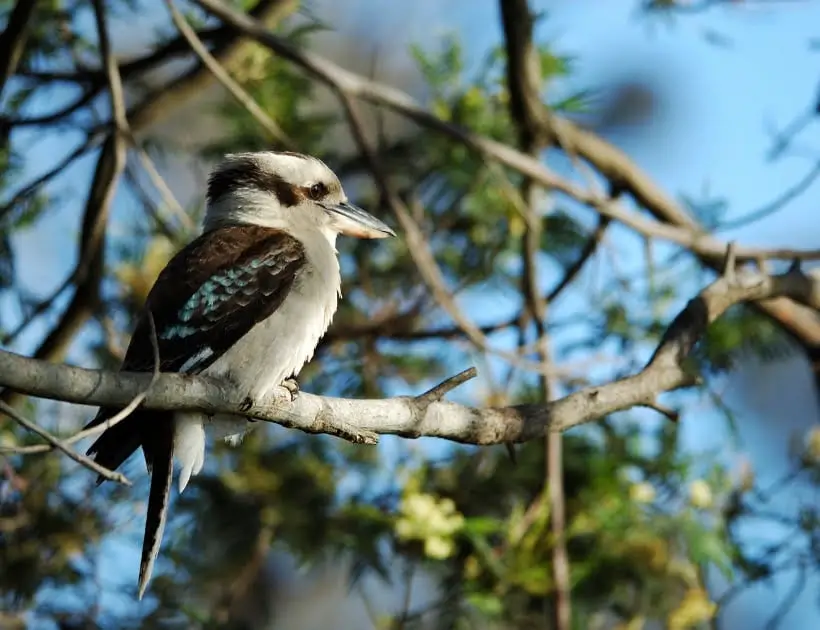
[83,151,395,600]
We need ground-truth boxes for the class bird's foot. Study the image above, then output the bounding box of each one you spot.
[281,378,300,402]
[239,396,254,413]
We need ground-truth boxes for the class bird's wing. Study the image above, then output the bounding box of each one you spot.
[84,224,306,600]
[123,224,307,376]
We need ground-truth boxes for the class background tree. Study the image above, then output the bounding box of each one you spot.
[2,0,820,628]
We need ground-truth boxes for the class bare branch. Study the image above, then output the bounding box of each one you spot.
[92,0,128,133]
[1,259,816,456]
[639,399,680,423]
[499,0,550,150]
[580,195,820,262]
[415,367,477,407]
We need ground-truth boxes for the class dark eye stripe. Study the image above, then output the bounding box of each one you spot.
[207,159,301,207]
[206,154,343,208]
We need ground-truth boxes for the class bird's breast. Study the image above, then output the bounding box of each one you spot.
[204,241,341,400]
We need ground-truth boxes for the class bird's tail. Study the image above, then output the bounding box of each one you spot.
[138,421,175,600]
[84,408,147,483]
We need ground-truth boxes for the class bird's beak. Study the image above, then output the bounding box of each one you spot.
[324,201,396,239]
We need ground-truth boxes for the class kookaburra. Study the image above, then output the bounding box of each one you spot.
[84,151,395,599]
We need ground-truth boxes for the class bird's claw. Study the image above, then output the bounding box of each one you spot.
[239,396,253,413]
[282,378,300,401]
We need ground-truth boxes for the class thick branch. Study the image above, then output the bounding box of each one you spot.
[2,264,818,451]
[499,0,550,149]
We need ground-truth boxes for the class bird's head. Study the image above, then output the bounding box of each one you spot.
[203,151,395,241]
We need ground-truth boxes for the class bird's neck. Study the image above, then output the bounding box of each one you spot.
[290,225,342,294]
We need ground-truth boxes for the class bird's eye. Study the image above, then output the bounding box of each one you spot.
[309,183,326,199]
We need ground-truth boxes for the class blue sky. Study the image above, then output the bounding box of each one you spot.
[6,0,820,625]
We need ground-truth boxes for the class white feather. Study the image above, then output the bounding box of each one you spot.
[175,412,206,493]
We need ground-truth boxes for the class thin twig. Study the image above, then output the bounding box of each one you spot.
[639,399,680,423]
[128,0,298,133]
[164,0,295,148]
[763,562,807,630]
[717,159,820,232]
[0,400,130,485]
[130,141,196,233]
[415,367,477,406]
[546,216,611,303]
[0,134,101,225]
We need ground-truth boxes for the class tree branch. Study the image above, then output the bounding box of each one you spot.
[1,260,817,456]
[0,0,37,99]
[500,1,571,626]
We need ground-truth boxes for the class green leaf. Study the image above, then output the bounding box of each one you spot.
[466,592,504,617]
[463,516,503,536]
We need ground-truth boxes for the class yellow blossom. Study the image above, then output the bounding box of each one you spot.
[395,491,465,560]
[688,479,713,509]
[667,588,717,630]
[424,536,453,559]
[464,555,481,580]
[629,482,656,504]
